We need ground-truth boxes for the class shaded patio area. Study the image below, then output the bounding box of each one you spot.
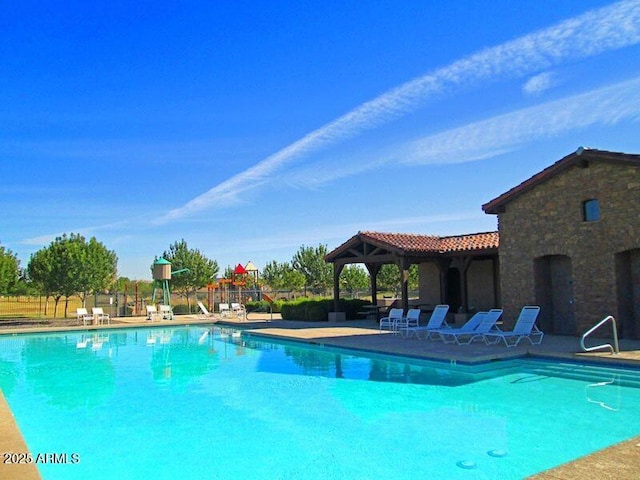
[325,231,500,315]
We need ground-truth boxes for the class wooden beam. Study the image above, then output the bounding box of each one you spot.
[333,253,398,267]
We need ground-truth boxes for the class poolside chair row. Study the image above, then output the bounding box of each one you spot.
[197,301,246,321]
[380,305,543,347]
[146,304,173,321]
[76,307,111,326]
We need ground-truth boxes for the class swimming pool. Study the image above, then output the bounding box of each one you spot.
[0,325,639,479]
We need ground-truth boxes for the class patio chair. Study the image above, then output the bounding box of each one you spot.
[159,304,173,320]
[437,309,503,345]
[396,308,421,334]
[483,306,543,347]
[146,305,160,321]
[403,304,450,339]
[76,308,93,326]
[379,308,404,332]
[197,301,218,321]
[91,307,110,325]
[219,303,231,317]
[231,302,246,320]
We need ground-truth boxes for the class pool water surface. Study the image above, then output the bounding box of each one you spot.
[0,326,639,479]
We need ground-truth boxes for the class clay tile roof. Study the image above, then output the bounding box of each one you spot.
[483,147,640,214]
[359,231,442,253]
[326,230,499,261]
[438,231,500,252]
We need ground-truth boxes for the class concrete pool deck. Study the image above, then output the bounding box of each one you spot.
[1,313,639,479]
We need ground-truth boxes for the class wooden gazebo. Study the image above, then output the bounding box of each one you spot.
[325,231,500,314]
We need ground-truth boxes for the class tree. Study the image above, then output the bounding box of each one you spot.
[262,260,305,292]
[77,236,118,306]
[376,263,419,297]
[0,245,20,294]
[291,244,332,295]
[159,240,218,311]
[27,234,118,317]
[340,265,370,296]
[27,247,55,314]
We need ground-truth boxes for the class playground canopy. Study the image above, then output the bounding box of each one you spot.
[234,264,248,275]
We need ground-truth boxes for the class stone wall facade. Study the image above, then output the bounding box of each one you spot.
[418,258,498,313]
[496,160,640,337]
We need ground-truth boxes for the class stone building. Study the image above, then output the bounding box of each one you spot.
[483,148,640,338]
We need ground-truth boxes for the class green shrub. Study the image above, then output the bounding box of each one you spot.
[246,300,282,313]
[279,298,367,321]
[172,304,197,314]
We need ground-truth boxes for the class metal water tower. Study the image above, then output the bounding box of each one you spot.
[152,258,172,306]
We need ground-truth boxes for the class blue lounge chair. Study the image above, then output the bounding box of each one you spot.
[437,309,503,345]
[403,305,450,339]
[483,306,543,347]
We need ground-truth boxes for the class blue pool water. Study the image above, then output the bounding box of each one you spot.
[0,326,639,479]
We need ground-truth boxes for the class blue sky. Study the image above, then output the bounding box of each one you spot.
[2,0,640,280]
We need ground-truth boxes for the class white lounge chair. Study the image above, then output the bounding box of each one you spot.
[197,301,218,321]
[396,308,421,334]
[437,309,503,345]
[146,305,160,321]
[219,303,230,317]
[483,306,543,347]
[76,308,93,326]
[379,308,404,332]
[92,307,110,325]
[403,305,450,339]
[159,304,173,320]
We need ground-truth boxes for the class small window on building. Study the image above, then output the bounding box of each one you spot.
[583,199,600,222]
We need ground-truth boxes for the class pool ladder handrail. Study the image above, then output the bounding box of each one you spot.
[580,315,619,355]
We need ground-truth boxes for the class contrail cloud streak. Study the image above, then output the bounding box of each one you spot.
[159,0,640,223]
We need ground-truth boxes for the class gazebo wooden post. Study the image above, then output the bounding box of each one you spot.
[399,257,410,313]
[332,263,345,312]
[451,256,473,312]
[436,258,451,305]
[365,263,380,307]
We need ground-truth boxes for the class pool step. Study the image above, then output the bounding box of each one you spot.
[529,362,640,388]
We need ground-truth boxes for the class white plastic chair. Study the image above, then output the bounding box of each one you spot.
[231,302,246,320]
[159,304,173,320]
[379,308,404,332]
[76,308,93,326]
[219,303,230,317]
[91,307,110,325]
[397,308,421,334]
[146,305,160,321]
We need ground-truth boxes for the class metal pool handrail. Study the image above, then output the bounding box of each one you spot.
[580,315,619,355]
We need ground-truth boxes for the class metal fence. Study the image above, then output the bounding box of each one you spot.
[0,296,84,319]
[0,288,415,319]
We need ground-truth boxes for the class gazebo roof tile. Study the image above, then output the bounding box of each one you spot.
[326,230,499,261]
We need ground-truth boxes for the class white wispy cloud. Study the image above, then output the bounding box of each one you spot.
[227,76,640,190]
[157,0,640,223]
[523,72,555,96]
[400,77,640,166]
